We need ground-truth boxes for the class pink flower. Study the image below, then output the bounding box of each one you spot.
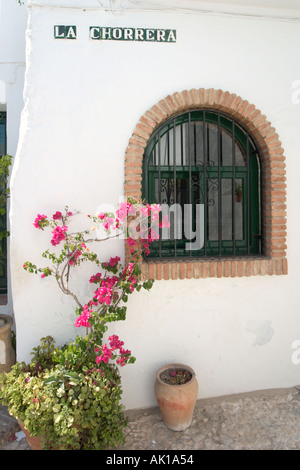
[116,202,130,222]
[68,248,82,265]
[103,256,120,269]
[103,217,114,231]
[52,211,62,220]
[51,225,68,246]
[41,273,45,278]
[33,214,48,229]
[89,273,102,284]
[150,204,161,221]
[108,335,124,350]
[96,344,113,364]
[139,205,150,217]
[128,205,136,216]
[74,305,92,328]
[93,276,118,306]
[124,263,134,275]
[159,215,170,229]
[127,237,139,254]
[116,348,131,366]
[116,357,127,367]
[109,256,120,267]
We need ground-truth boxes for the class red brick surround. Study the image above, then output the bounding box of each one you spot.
[124,88,287,280]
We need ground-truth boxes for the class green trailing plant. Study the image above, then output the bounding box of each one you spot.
[0,199,168,449]
[0,336,127,450]
[0,154,12,241]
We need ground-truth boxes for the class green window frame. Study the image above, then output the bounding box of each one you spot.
[143,110,261,259]
[0,111,7,294]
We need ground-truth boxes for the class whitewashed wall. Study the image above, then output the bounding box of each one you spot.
[10,0,300,409]
[0,0,27,314]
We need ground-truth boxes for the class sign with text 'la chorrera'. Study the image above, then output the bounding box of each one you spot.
[54,25,176,42]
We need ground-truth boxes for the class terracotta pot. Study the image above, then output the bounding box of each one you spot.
[18,422,42,450]
[154,363,198,431]
[0,314,16,373]
[18,421,77,450]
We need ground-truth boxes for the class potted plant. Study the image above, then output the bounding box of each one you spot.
[1,335,131,450]
[155,363,198,431]
[0,199,168,449]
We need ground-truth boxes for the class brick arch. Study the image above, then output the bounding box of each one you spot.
[124,88,287,280]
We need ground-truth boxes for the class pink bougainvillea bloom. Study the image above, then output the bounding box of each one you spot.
[126,238,137,252]
[33,214,47,229]
[128,204,136,216]
[74,305,92,328]
[41,273,45,278]
[108,335,124,350]
[139,205,150,218]
[124,263,134,275]
[89,273,102,284]
[116,202,136,222]
[96,344,113,364]
[68,248,82,265]
[116,357,126,367]
[160,215,171,229]
[102,256,121,270]
[51,225,68,246]
[109,256,120,267]
[150,204,161,221]
[103,217,114,231]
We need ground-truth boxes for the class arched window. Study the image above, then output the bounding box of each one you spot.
[143,110,261,259]
[125,88,287,279]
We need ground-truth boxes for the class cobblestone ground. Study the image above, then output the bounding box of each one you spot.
[1,387,300,450]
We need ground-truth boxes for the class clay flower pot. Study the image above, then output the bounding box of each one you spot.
[0,314,16,373]
[155,363,198,431]
[18,422,42,450]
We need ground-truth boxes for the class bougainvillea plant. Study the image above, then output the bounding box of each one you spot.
[23,198,169,370]
[0,198,170,449]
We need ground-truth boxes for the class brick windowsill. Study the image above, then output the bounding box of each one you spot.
[140,256,288,281]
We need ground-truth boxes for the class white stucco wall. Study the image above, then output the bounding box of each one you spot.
[10,0,300,409]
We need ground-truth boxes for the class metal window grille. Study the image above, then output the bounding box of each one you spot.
[143,110,262,258]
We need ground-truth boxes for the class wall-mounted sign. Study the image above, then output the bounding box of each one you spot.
[89,27,176,42]
[54,25,176,43]
[54,25,77,39]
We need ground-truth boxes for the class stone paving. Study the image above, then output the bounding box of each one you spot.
[1,386,300,450]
